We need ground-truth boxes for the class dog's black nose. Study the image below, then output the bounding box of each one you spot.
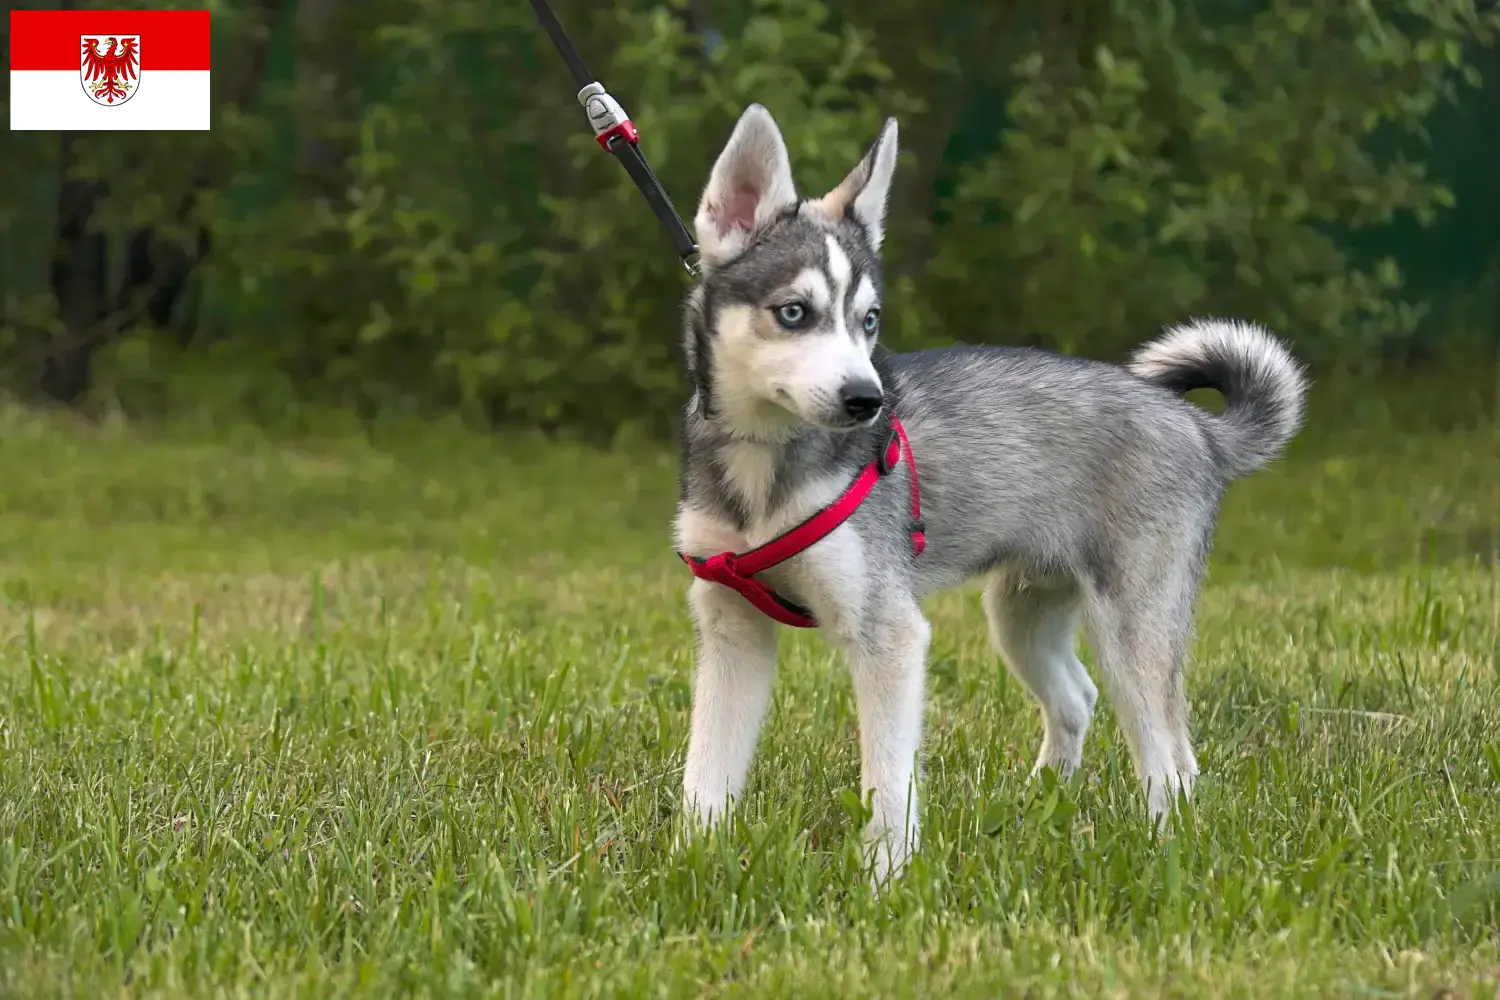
[839,380,884,422]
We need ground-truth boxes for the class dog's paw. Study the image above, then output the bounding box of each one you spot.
[864,822,917,889]
[681,789,732,833]
[1144,769,1197,833]
[672,790,736,857]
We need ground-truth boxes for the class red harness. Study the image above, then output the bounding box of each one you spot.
[678,417,925,628]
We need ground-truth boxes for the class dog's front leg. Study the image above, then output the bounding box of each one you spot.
[843,596,931,885]
[682,578,779,827]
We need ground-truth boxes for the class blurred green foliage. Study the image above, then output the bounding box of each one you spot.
[0,0,1496,435]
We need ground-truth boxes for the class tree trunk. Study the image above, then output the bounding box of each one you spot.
[295,0,351,196]
[111,0,285,351]
[42,131,109,402]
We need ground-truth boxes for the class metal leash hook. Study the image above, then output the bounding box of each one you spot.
[530,0,702,279]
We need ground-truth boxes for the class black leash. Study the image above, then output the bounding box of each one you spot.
[528,0,701,278]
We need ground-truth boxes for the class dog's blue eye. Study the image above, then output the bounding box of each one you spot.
[776,303,808,328]
[863,309,881,334]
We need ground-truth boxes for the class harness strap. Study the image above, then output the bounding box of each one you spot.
[679,417,925,628]
[893,417,925,556]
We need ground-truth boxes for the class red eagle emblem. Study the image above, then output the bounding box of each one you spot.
[81,35,141,106]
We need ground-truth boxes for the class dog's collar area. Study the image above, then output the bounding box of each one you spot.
[678,416,925,628]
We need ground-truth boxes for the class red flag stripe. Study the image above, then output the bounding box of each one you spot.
[9,10,211,72]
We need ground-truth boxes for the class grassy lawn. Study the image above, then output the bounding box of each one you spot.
[0,375,1497,998]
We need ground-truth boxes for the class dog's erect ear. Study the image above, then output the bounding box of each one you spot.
[694,104,798,266]
[813,118,899,252]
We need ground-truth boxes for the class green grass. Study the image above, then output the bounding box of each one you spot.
[0,375,1498,998]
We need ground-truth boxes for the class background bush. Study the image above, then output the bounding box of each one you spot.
[2,0,1498,437]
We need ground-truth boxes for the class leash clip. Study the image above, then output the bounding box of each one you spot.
[577,81,638,150]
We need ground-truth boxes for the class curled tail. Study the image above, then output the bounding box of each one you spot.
[1129,318,1308,479]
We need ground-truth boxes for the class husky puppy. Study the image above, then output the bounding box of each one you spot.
[673,104,1307,881]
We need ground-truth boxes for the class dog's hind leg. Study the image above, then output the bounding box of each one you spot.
[983,572,1098,778]
[1082,552,1202,826]
[682,578,779,828]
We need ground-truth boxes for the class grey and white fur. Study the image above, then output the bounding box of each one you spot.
[673,104,1308,883]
